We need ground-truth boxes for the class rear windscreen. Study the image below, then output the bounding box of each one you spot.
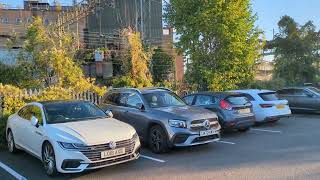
[226,96,249,105]
[259,92,279,101]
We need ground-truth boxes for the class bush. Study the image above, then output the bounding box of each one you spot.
[247,78,286,90]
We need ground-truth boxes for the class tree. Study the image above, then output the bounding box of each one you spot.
[113,30,153,88]
[268,16,320,85]
[16,17,105,94]
[151,49,174,83]
[165,0,262,91]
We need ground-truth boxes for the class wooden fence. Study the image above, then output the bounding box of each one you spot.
[0,90,103,117]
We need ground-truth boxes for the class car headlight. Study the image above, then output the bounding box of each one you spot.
[58,142,85,150]
[132,132,139,140]
[168,119,187,128]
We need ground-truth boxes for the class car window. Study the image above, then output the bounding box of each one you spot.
[243,94,255,101]
[30,105,43,125]
[143,91,186,108]
[226,96,250,105]
[18,105,33,120]
[44,101,107,124]
[308,87,320,94]
[103,93,121,105]
[126,93,143,108]
[259,92,280,101]
[195,95,213,105]
[183,95,195,105]
[277,89,294,95]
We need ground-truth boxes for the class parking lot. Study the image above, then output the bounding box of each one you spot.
[1,114,320,180]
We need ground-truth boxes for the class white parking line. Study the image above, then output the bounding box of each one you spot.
[140,155,166,163]
[0,161,27,180]
[251,128,282,133]
[217,140,236,145]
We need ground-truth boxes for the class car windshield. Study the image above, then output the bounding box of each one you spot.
[308,87,320,94]
[259,92,280,101]
[143,91,186,108]
[43,101,107,124]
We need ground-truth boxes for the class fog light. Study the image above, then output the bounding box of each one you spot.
[61,159,82,169]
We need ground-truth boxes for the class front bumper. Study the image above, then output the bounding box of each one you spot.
[168,128,221,147]
[53,138,141,173]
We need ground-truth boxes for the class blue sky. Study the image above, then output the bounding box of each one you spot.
[1,0,320,40]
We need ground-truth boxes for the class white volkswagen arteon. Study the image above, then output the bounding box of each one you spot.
[6,100,140,176]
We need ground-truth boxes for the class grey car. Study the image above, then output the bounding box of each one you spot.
[277,86,320,112]
[183,92,255,132]
[100,88,221,153]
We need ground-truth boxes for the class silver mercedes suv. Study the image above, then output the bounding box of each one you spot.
[101,88,221,153]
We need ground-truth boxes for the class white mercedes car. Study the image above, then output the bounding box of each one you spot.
[6,100,141,176]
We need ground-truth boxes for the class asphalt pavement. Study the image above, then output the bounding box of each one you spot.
[1,114,320,180]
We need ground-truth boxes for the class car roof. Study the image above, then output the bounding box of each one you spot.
[184,91,245,98]
[230,89,275,94]
[39,100,89,105]
[109,87,173,94]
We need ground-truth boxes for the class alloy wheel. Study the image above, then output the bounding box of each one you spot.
[42,143,56,176]
[151,129,163,152]
[7,131,14,153]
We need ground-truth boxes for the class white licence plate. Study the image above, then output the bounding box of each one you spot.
[238,108,250,114]
[200,129,217,137]
[101,148,126,158]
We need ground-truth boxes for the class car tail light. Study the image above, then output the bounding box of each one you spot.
[220,100,232,110]
[260,104,274,108]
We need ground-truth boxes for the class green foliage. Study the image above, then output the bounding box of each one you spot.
[247,78,286,90]
[0,63,29,87]
[113,30,153,88]
[17,17,106,94]
[166,0,262,91]
[151,49,174,83]
[268,16,320,85]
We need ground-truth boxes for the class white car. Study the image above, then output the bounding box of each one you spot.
[229,89,291,123]
[6,100,140,176]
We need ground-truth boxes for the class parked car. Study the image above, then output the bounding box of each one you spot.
[230,89,291,123]
[277,86,320,112]
[6,100,140,176]
[183,92,255,132]
[101,88,221,153]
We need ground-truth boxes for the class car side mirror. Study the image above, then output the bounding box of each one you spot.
[136,103,145,111]
[105,110,113,118]
[31,116,39,128]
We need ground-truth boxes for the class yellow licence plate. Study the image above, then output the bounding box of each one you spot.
[101,148,125,158]
[276,105,285,109]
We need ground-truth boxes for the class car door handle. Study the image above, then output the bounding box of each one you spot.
[35,131,43,136]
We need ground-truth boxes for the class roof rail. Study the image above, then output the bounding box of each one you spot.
[111,87,142,93]
[143,87,174,92]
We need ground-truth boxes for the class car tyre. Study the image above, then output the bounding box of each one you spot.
[149,125,169,153]
[238,127,250,132]
[42,142,58,177]
[7,130,18,153]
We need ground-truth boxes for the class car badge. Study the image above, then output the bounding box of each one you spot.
[109,141,117,149]
[203,120,211,130]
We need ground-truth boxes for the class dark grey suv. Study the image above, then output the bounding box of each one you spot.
[101,88,221,153]
[183,92,255,132]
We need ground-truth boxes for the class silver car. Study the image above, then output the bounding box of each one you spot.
[101,88,221,153]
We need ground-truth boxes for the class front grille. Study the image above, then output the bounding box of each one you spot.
[190,118,219,131]
[80,138,135,162]
[192,134,220,143]
[87,154,135,168]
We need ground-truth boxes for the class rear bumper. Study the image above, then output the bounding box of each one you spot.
[262,114,291,122]
[223,117,255,130]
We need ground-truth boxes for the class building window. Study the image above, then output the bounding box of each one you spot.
[1,17,9,24]
[16,18,22,24]
[26,17,32,23]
